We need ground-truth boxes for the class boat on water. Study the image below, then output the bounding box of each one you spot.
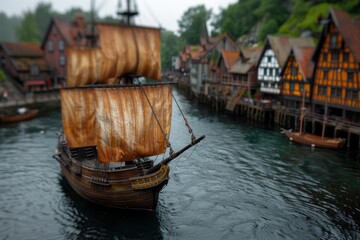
[282,92,345,150]
[0,107,39,123]
[283,130,345,149]
[53,0,205,210]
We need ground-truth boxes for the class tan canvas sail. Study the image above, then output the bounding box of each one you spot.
[95,85,172,163]
[67,24,161,87]
[60,89,97,147]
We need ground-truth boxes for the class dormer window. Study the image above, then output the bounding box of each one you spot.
[330,34,337,48]
[48,41,53,52]
[291,67,298,76]
[58,40,65,51]
[30,63,39,76]
[76,32,82,42]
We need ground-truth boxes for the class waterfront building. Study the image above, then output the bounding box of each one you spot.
[257,36,314,101]
[229,47,262,99]
[280,47,315,109]
[217,50,240,99]
[203,33,237,98]
[312,8,360,122]
[41,14,88,87]
[0,42,50,92]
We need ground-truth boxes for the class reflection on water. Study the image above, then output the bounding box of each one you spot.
[57,177,163,240]
[0,89,359,240]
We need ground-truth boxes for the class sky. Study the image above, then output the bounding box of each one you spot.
[1,0,236,33]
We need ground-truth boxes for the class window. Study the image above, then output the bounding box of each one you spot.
[291,67,298,76]
[330,34,337,48]
[48,41,53,52]
[59,55,65,66]
[324,70,328,80]
[269,68,273,76]
[332,52,339,62]
[348,72,353,82]
[331,87,342,98]
[290,82,294,91]
[346,89,358,100]
[318,86,327,96]
[30,63,39,76]
[76,32,82,42]
[300,83,304,92]
[343,52,349,62]
[58,40,65,51]
[322,52,328,61]
[267,56,271,63]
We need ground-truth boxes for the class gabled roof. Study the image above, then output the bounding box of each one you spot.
[0,42,43,57]
[260,35,315,68]
[314,8,360,62]
[230,47,262,74]
[41,14,88,49]
[221,50,240,69]
[293,47,315,80]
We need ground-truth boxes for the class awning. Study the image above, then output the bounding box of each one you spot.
[25,80,46,86]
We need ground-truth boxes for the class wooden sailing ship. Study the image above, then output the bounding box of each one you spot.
[53,0,204,210]
[0,108,39,123]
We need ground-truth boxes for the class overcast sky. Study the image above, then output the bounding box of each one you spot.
[1,0,236,33]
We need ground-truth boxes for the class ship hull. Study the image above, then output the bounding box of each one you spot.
[55,141,170,211]
[284,131,345,149]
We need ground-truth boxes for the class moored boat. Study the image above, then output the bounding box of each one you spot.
[284,130,345,149]
[0,108,39,123]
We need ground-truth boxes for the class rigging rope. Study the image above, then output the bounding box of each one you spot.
[172,93,196,142]
[140,85,174,156]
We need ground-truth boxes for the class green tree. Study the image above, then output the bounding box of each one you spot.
[0,12,22,41]
[16,10,40,43]
[161,30,183,71]
[212,0,262,39]
[34,2,53,40]
[178,5,212,44]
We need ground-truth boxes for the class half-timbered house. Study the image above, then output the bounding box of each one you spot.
[312,8,360,122]
[257,36,315,101]
[281,47,315,109]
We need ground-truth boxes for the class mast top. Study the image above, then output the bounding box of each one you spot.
[117,0,139,25]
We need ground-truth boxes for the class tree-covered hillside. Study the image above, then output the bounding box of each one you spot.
[212,0,360,42]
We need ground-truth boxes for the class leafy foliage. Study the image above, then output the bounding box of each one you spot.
[16,11,40,43]
[178,5,211,44]
[0,12,21,41]
[211,0,360,43]
[161,30,184,71]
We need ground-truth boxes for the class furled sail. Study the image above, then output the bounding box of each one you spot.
[66,24,161,87]
[60,85,172,163]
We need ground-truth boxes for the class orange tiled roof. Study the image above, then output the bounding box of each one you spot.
[222,50,240,69]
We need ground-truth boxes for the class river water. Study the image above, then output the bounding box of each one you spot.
[0,89,359,240]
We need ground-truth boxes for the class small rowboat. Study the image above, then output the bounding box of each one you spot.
[0,108,39,123]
